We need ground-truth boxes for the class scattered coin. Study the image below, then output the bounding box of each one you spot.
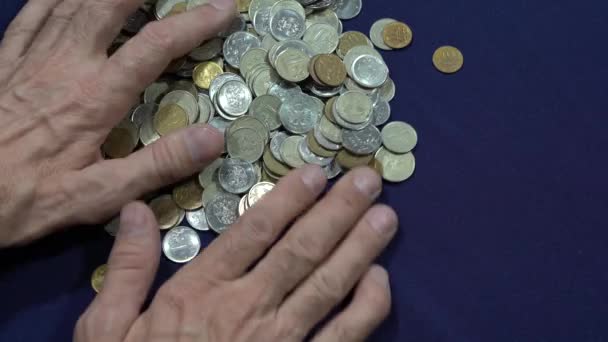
[375,148,416,182]
[381,121,418,154]
[205,193,240,233]
[382,21,413,49]
[91,264,107,293]
[433,45,464,74]
[186,208,210,231]
[153,104,189,136]
[193,61,223,90]
[149,195,183,230]
[163,226,201,263]
[172,179,204,210]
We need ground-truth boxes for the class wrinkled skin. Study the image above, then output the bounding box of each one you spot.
[0,0,399,341]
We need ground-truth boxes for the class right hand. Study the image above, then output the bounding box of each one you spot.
[74,165,398,341]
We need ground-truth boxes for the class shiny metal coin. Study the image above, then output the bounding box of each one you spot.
[370,18,396,50]
[205,193,241,233]
[279,94,321,134]
[333,0,362,20]
[334,91,373,124]
[227,127,265,162]
[162,226,201,263]
[375,148,416,182]
[371,98,391,126]
[342,124,382,155]
[209,73,244,101]
[322,159,342,179]
[378,77,396,102]
[275,48,310,82]
[131,103,158,128]
[250,95,282,130]
[280,135,307,168]
[223,31,261,68]
[314,125,342,150]
[247,181,275,208]
[198,158,223,188]
[217,80,253,116]
[270,131,289,162]
[381,121,418,153]
[186,208,210,231]
[298,137,333,166]
[270,9,306,41]
[196,93,214,124]
[139,110,161,146]
[218,158,258,194]
[303,23,339,54]
[160,90,199,124]
[350,54,389,88]
[306,9,341,33]
[156,0,186,19]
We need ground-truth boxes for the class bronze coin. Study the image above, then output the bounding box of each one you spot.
[314,54,347,87]
[382,22,413,49]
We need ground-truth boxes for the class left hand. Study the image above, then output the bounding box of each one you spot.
[0,0,235,246]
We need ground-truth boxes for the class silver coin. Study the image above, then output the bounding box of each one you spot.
[322,159,342,179]
[280,135,307,168]
[381,121,418,154]
[306,8,341,33]
[139,110,161,146]
[253,7,272,35]
[314,125,342,151]
[227,115,270,144]
[309,83,343,98]
[369,18,396,51]
[371,98,391,126]
[209,73,244,101]
[268,80,302,102]
[279,94,321,134]
[202,181,228,207]
[270,9,306,41]
[344,77,376,95]
[162,226,201,263]
[196,93,214,124]
[104,215,120,237]
[144,81,169,104]
[217,80,253,116]
[342,124,382,155]
[252,67,281,97]
[302,23,339,54]
[378,77,396,102]
[240,48,269,80]
[131,103,158,128]
[155,0,186,19]
[270,131,289,162]
[160,90,199,124]
[343,45,383,71]
[227,128,265,162]
[250,95,282,130]
[189,37,224,61]
[218,158,258,194]
[186,0,210,10]
[351,54,389,88]
[275,48,310,82]
[333,0,361,20]
[298,137,333,166]
[269,39,314,65]
[198,157,223,188]
[261,33,279,50]
[186,208,210,231]
[318,115,343,143]
[208,117,232,134]
[205,193,241,233]
[249,0,281,19]
[270,0,306,17]
[334,91,373,124]
[223,31,261,68]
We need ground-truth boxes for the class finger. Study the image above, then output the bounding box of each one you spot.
[251,167,382,302]
[311,266,392,342]
[75,202,160,341]
[70,0,142,52]
[0,0,63,61]
[183,165,326,281]
[52,124,223,227]
[101,0,235,105]
[279,205,398,332]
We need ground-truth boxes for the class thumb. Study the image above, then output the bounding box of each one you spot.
[75,202,160,341]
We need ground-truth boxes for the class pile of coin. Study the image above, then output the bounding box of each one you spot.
[95,0,464,275]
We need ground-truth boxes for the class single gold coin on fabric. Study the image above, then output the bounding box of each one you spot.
[433,46,464,74]
[382,22,413,49]
[102,124,137,158]
[193,61,223,90]
[153,104,188,136]
[172,180,204,210]
[336,149,374,170]
[91,264,107,293]
[375,148,416,182]
[149,195,183,230]
[315,54,347,87]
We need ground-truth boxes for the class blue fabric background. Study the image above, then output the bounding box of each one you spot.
[1,0,608,341]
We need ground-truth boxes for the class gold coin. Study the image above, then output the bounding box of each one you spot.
[149,195,182,230]
[314,54,347,87]
[375,148,416,182]
[382,22,413,49]
[153,104,188,136]
[193,62,223,90]
[432,46,464,74]
[238,0,251,13]
[337,31,370,58]
[336,149,374,170]
[172,179,204,210]
[261,169,278,183]
[262,147,291,177]
[168,2,187,16]
[308,55,323,85]
[102,124,137,158]
[91,264,107,293]
[368,158,384,176]
[306,131,337,158]
[324,96,338,124]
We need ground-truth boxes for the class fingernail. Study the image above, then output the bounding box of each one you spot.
[353,168,382,199]
[300,164,326,191]
[209,0,234,10]
[185,125,224,164]
[369,266,390,289]
[367,206,398,235]
[120,203,146,237]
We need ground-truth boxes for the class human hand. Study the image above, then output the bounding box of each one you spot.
[75,166,397,341]
[0,0,235,246]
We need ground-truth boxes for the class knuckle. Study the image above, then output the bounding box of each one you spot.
[156,285,190,317]
[332,188,364,213]
[286,233,321,269]
[141,22,175,52]
[237,211,276,245]
[311,269,347,303]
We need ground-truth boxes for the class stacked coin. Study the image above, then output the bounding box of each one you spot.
[101,0,427,268]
